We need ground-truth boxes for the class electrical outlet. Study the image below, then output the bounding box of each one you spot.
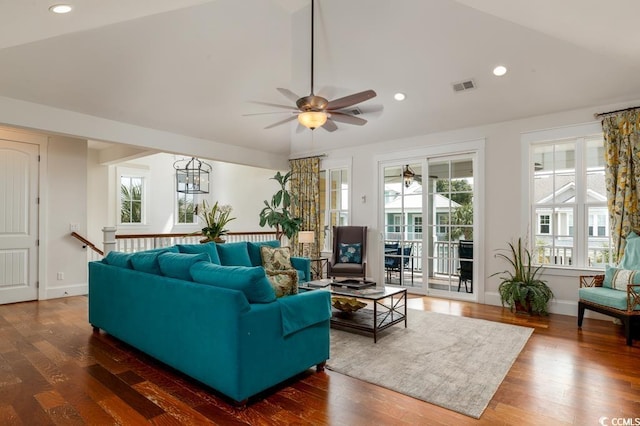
[57,272,64,280]
[69,223,79,232]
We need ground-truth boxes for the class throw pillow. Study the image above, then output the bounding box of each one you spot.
[247,240,280,266]
[620,231,640,270]
[177,242,221,265]
[158,252,210,281]
[265,269,298,298]
[260,246,293,271]
[216,242,252,267]
[103,251,133,269]
[604,265,640,291]
[189,262,276,303]
[130,247,179,275]
[339,242,362,264]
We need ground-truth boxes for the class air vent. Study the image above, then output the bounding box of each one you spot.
[452,79,476,93]
[340,107,362,115]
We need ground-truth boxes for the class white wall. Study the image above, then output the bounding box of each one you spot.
[45,135,89,299]
[290,100,640,317]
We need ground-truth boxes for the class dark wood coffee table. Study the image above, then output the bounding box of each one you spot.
[330,287,407,343]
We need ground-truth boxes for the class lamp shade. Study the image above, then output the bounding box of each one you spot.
[298,111,327,130]
[298,231,315,244]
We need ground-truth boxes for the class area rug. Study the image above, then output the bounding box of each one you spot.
[327,309,533,419]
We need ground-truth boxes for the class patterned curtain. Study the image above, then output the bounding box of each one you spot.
[602,109,640,259]
[289,157,320,258]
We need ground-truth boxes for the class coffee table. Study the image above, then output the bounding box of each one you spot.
[330,286,407,343]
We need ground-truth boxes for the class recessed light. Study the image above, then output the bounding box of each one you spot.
[49,4,73,14]
[394,92,406,101]
[493,65,507,77]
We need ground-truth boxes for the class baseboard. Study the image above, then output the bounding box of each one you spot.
[483,291,610,320]
[44,283,88,300]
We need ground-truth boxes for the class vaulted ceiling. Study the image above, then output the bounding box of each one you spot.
[1,0,639,157]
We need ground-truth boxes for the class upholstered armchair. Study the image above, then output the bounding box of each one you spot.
[327,226,367,280]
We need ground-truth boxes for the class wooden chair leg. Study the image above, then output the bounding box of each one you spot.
[577,302,585,327]
[316,361,326,372]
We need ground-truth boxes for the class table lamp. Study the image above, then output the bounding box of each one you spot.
[298,231,315,257]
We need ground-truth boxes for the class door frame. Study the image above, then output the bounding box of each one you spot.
[376,138,485,303]
[0,127,48,301]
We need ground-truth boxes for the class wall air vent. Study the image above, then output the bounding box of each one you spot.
[452,79,476,93]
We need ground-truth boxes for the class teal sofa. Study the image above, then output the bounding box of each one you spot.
[88,244,329,404]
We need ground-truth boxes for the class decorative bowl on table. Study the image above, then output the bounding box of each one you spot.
[331,297,367,313]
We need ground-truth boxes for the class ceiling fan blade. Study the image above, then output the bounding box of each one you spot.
[329,112,367,126]
[249,101,297,110]
[326,89,377,110]
[264,115,298,129]
[277,88,301,103]
[321,118,338,132]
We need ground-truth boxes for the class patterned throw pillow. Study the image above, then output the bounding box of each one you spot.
[260,246,293,271]
[607,267,640,291]
[339,243,362,264]
[265,269,298,298]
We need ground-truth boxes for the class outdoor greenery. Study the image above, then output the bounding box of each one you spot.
[437,179,473,240]
[177,193,196,223]
[259,171,302,241]
[120,180,142,223]
[493,238,554,315]
[198,200,235,242]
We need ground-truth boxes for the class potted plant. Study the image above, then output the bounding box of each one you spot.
[493,238,554,315]
[197,200,235,243]
[259,171,302,242]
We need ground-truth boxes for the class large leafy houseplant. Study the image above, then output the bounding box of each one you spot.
[259,171,302,242]
[493,238,554,315]
[197,200,235,243]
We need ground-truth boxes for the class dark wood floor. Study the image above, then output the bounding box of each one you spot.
[0,295,638,425]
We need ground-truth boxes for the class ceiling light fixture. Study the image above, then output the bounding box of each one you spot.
[173,157,212,194]
[49,4,73,14]
[394,92,406,101]
[298,111,327,130]
[493,65,507,76]
[403,164,415,188]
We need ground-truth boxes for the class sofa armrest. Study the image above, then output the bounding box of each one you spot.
[291,256,311,282]
[580,274,604,288]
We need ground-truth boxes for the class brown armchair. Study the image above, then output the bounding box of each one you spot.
[327,226,367,280]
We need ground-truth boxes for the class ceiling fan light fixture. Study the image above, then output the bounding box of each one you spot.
[403,164,415,188]
[298,111,327,130]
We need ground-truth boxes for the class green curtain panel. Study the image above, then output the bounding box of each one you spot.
[602,109,640,259]
[289,157,320,258]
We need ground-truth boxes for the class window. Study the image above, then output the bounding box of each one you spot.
[120,175,144,224]
[529,130,612,267]
[319,167,349,251]
[176,192,197,224]
[538,215,550,234]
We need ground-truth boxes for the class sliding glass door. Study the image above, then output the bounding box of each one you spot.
[381,153,477,299]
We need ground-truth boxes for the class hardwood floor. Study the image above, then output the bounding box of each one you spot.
[0,295,638,425]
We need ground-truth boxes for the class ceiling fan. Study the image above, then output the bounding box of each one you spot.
[246,0,377,131]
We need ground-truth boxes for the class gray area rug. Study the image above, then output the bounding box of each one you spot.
[327,309,533,419]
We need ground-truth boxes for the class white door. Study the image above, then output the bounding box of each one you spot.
[0,140,39,304]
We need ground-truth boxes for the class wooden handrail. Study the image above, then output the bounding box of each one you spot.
[114,231,277,239]
[70,232,104,256]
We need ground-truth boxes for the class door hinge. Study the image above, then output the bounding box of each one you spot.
[38,155,41,162]
[37,239,39,246]
[37,197,40,204]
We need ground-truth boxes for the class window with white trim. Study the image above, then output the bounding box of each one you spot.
[530,133,613,267]
[120,175,145,224]
[176,191,197,224]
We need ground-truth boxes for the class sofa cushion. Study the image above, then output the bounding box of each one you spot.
[103,251,133,269]
[216,242,252,267]
[604,265,640,290]
[130,247,179,275]
[260,246,293,271]
[338,242,362,264]
[579,287,640,311]
[177,242,221,265]
[247,240,280,266]
[158,252,210,281]
[265,269,298,298]
[189,262,276,303]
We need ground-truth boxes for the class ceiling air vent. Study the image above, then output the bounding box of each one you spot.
[340,107,362,115]
[452,79,476,93]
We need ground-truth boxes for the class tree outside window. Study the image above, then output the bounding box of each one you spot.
[121,176,143,224]
[177,192,197,224]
